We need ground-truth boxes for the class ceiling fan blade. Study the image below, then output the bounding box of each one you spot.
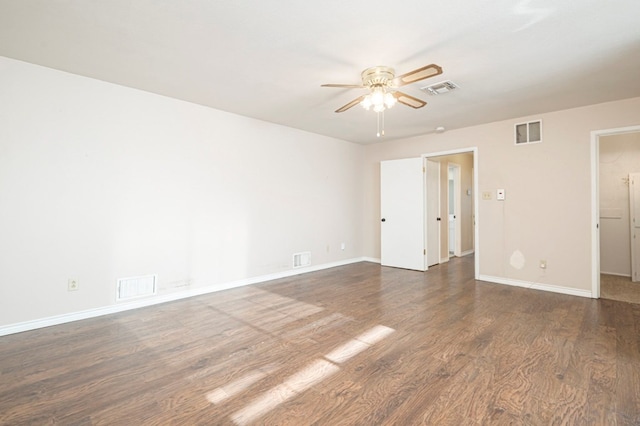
[335,95,366,113]
[395,91,427,109]
[321,83,365,89]
[392,64,443,87]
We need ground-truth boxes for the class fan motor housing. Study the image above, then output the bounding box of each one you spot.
[361,66,395,87]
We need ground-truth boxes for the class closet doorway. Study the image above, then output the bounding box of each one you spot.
[592,126,640,302]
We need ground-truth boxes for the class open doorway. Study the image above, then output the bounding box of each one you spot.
[591,125,640,302]
[380,148,479,279]
[423,148,477,275]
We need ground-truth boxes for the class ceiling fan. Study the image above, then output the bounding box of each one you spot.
[321,64,443,113]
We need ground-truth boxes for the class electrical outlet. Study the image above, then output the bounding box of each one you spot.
[482,191,492,200]
[539,260,547,269]
[68,278,79,291]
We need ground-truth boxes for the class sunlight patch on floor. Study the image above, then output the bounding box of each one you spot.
[206,363,280,405]
[325,325,394,364]
[228,324,395,425]
[212,288,326,334]
[231,359,339,425]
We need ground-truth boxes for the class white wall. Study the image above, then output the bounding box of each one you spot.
[3,55,640,329]
[599,132,640,276]
[0,57,364,327]
[363,97,640,294]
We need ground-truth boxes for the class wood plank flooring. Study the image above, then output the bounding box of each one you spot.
[1,256,640,425]
[601,273,640,304]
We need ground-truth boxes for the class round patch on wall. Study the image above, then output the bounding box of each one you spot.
[510,250,526,270]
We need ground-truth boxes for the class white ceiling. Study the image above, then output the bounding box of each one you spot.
[1,0,639,144]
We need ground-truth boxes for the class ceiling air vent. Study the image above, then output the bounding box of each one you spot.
[421,80,458,95]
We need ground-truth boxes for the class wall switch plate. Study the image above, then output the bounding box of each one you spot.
[68,278,79,291]
[497,189,505,200]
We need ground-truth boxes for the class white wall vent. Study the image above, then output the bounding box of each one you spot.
[421,80,458,95]
[515,120,542,145]
[117,274,157,301]
[293,252,311,268]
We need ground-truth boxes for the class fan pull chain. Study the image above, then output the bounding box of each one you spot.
[376,111,386,137]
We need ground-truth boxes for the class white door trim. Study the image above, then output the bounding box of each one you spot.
[448,162,462,257]
[630,173,640,282]
[590,125,640,298]
[426,159,441,267]
[423,147,479,279]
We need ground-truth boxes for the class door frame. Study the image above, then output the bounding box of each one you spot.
[630,173,640,282]
[591,125,640,298]
[425,159,441,268]
[423,147,479,279]
[448,162,462,258]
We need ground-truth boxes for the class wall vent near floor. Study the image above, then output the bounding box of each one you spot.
[117,275,157,301]
[293,252,311,268]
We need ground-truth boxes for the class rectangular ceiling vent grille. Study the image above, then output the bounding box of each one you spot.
[117,274,157,301]
[421,80,458,95]
[293,251,311,268]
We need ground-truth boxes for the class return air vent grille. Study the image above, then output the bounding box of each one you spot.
[515,120,542,145]
[117,275,157,301]
[293,252,311,268]
[421,80,458,95]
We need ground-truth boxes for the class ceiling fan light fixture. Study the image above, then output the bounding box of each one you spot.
[322,63,443,136]
[360,96,372,110]
[384,92,397,108]
[360,86,396,112]
[371,87,385,105]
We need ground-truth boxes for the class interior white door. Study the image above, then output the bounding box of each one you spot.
[380,158,425,271]
[630,173,640,282]
[426,159,440,267]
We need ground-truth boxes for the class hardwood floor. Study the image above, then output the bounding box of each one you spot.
[1,256,640,425]
[601,273,640,304]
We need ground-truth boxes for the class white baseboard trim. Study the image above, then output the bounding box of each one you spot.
[478,275,593,299]
[361,257,381,264]
[440,257,450,264]
[460,249,475,257]
[0,257,370,337]
[600,271,631,278]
